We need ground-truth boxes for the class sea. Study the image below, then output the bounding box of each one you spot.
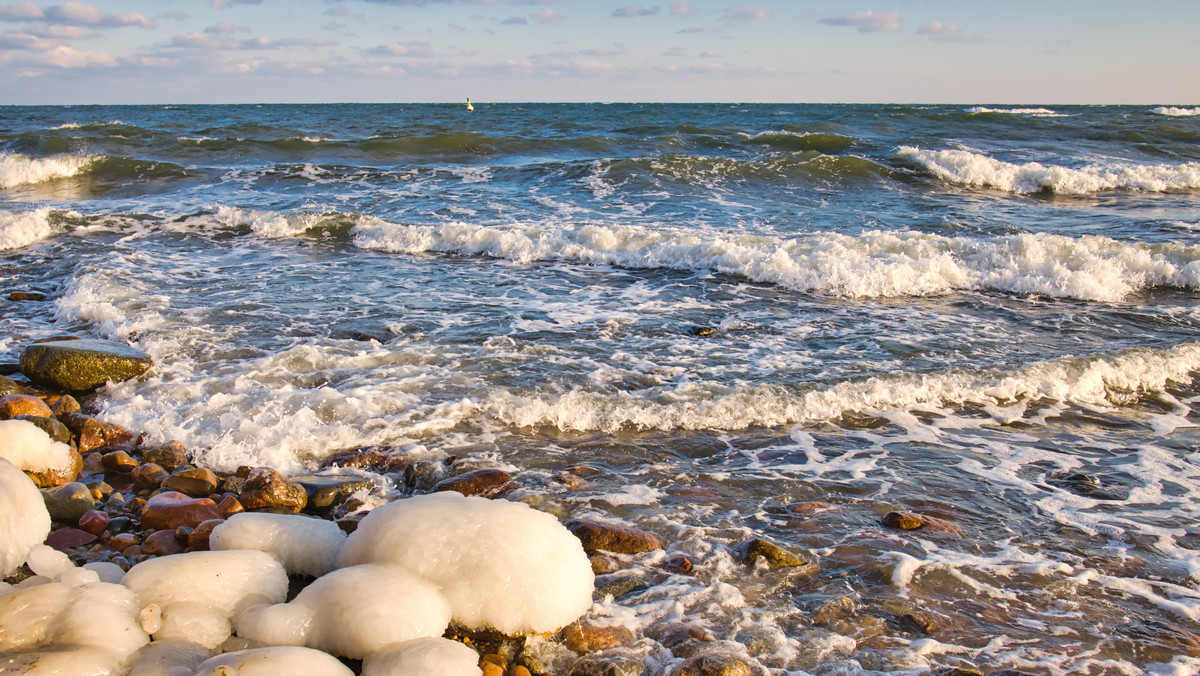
[3,102,1200,675]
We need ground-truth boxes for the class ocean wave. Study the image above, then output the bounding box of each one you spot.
[188,206,357,238]
[485,342,1200,433]
[741,130,857,154]
[0,152,100,188]
[898,146,1200,194]
[351,219,1200,302]
[0,208,56,249]
[1153,106,1200,117]
[968,107,1065,118]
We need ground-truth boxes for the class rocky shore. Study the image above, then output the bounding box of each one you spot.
[1,334,1052,675]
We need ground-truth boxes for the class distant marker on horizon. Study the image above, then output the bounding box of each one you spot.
[467,98,474,112]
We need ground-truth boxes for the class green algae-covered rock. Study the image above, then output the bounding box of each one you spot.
[19,339,152,392]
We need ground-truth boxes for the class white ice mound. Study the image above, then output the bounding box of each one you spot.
[0,457,52,577]
[122,550,288,649]
[0,419,73,474]
[194,646,354,676]
[0,580,150,675]
[235,563,450,660]
[361,637,483,676]
[209,512,347,577]
[336,493,594,635]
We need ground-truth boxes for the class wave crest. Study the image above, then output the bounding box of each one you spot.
[0,153,99,188]
[1153,106,1200,117]
[0,208,56,250]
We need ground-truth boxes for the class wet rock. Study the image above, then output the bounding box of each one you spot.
[187,519,225,551]
[238,467,307,513]
[42,482,96,523]
[139,491,223,530]
[560,620,636,653]
[108,532,139,553]
[319,445,414,473]
[509,666,532,676]
[60,413,134,454]
[0,393,52,419]
[403,460,450,491]
[216,494,245,519]
[140,441,189,471]
[928,668,983,676]
[568,656,648,676]
[882,511,966,537]
[131,462,170,490]
[986,671,1039,676]
[142,529,184,557]
[8,291,46,301]
[812,596,857,626]
[893,611,939,636]
[50,394,80,416]
[654,625,716,651]
[590,553,621,575]
[77,509,110,535]
[101,450,140,473]
[481,662,505,676]
[106,516,133,535]
[689,326,717,337]
[45,527,97,551]
[14,414,72,445]
[432,468,516,499]
[24,447,83,488]
[19,338,152,392]
[0,376,22,396]
[1046,470,1130,501]
[660,554,695,575]
[594,573,651,598]
[162,467,219,497]
[735,538,819,574]
[669,655,753,676]
[291,473,374,512]
[566,519,663,554]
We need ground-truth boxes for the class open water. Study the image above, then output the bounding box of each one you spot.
[4,103,1200,674]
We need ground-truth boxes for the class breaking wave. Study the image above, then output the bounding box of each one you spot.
[0,208,56,250]
[0,152,100,188]
[968,107,1065,117]
[898,146,1200,194]
[1153,107,1200,117]
[351,218,1200,302]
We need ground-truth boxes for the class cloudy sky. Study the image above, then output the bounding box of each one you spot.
[0,0,1196,104]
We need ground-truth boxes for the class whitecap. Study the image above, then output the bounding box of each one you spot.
[0,153,99,189]
[0,208,55,250]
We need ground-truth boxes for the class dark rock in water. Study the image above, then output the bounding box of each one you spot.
[140,441,189,471]
[45,527,97,551]
[986,671,1039,676]
[60,413,134,454]
[162,467,219,497]
[20,338,152,392]
[403,460,451,491]
[42,482,96,523]
[239,467,307,513]
[882,510,966,537]
[593,573,651,598]
[8,291,46,301]
[0,375,22,395]
[50,394,80,416]
[140,491,223,530]
[560,620,636,654]
[669,654,754,676]
[0,363,20,376]
[689,326,717,337]
[568,656,648,676]
[928,668,983,676]
[735,538,819,574]
[331,322,395,343]
[14,414,72,445]
[0,393,52,419]
[432,468,516,499]
[292,473,374,512]
[1046,470,1130,501]
[893,611,939,636]
[567,519,662,554]
[319,445,415,473]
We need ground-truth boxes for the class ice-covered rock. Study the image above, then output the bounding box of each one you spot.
[0,456,52,577]
[361,637,483,676]
[123,639,213,676]
[336,492,594,635]
[235,563,450,660]
[0,419,74,474]
[209,512,347,578]
[194,646,354,676]
[121,550,288,649]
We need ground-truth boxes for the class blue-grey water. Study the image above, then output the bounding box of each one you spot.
[4,103,1200,674]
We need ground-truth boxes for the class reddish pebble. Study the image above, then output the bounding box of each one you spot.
[45,528,97,551]
[216,494,244,518]
[141,529,183,556]
[109,533,139,552]
[77,509,111,535]
[187,519,225,551]
[140,491,223,530]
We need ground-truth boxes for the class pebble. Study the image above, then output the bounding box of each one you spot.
[669,654,753,676]
[101,450,140,473]
[561,620,636,653]
[13,414,72,444]
[139,491,224,530]
[162,467,219,497]
[735,538,819,574]
[8,291,46,301]
[216,494,245,518]
[187,519,225,551]
[132,462,170,490]
[60,413,134,454]
[19,338,152,392]
[42,481,96,523]
[109,532,140,552]
[238,467,308,513]
[432,469,517,499]
[568,656,648,676]
[45,528,98,551]
[291,473,375,512]
[77,509,111,535]
[0,376,21,395]
[142,529,183,556]
[0,393,53,418]
[139,441,189,471]
[50,394,80,416]
[882,510,965,537]
[566,519,663,554]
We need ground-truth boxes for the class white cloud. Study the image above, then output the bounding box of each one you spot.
[917,21,978,43]
[211,0,263,8]
[205,21,245,35]
[169,32,333,51]
[42,44,116,67]
[44,1,154,28]
[530,9,563,24]
[819,10,901,33]
[0,2,43,20]
[0,30,59,50]
[669,1,693,16]
[367,40,435,57]
[613,5,659,18]
[720,5,770,26]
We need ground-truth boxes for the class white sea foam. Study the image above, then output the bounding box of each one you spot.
[1153,106,1200,117]
[0,152,99,188]
[898,146,1200,194]
[352,218,1200,301]
[0,208,55,249]
[204,205,336,238]
[968,107,1065,117]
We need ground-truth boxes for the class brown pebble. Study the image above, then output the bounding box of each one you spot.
[109,533,140,552]
[139,441,189,471]
[566,519,662,554]
[77,510,110,535]
[8,291,46,301]
[507,667,531,676]
[669,654,753,676]
[142,529,183,556]
[661,554,695,575]
[895,611,938,635]
[0,393,53,419]
[132,463,170,490]
[60,413,134,454]
[589,553,621,575]
[187,519,225,551]
[561,620,635,654]
[140,491,223,530]
[162,467,219,497]
[239,467,307,513]
[432,468,516,499]
[50,394,81,416]
[480,664,504,676]
[101,450,139,473]
[216,494,245,518]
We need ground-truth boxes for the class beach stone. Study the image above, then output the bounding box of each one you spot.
[894,611,939,635]
[131,462,170,490]
[661,554,695,575]
[590,553,621,575]
[735,538,819,574]
[561,620,636,654]
[50,394,80,416]
[0,376,22,395]
[14,414,72,445]
[689,326,717,337]
[319,445,415,473]
[882,510,966,537]
[986,671,1038,676]
[106,516,133,534]
[106,492,127,512]
[669,655,754,676]
[162,467,219,497]
[403,460,450,491]
[482,663,505,676]
[432,468,516,498]
[0,393,52,419]
[238,467,307,513]
[140,441,189,471]
[77,509,110,535]
[19,338,152,392]
[1047,470,1130,501]
[108,532,139,552]
[60,413,134,453]
[24,447,83,488]
[566,519,663,554]
[187,519,225,551]
[594,573,651,598]
[291,473,374,512]
[509,666,532,676]
[216,494,245,518]
[101,450,140,473]
[142,529,183,557]
[8,291,45,301]
[45,527,97,551]
[568,656,648,676]
[929,669,983,676]
[140,491,223,530]
[42,482,96,523]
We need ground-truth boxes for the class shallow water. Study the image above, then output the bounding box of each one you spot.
[4,103,1200,674]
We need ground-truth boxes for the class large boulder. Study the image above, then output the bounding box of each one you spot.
[19,339,152,392]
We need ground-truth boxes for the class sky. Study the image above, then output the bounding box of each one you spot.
[0,0,1196,105]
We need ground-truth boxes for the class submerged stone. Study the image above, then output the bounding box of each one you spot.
[566,519,662,554]
[735,538,819,574]
[20,338,152,392]
[292,473,374,512]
